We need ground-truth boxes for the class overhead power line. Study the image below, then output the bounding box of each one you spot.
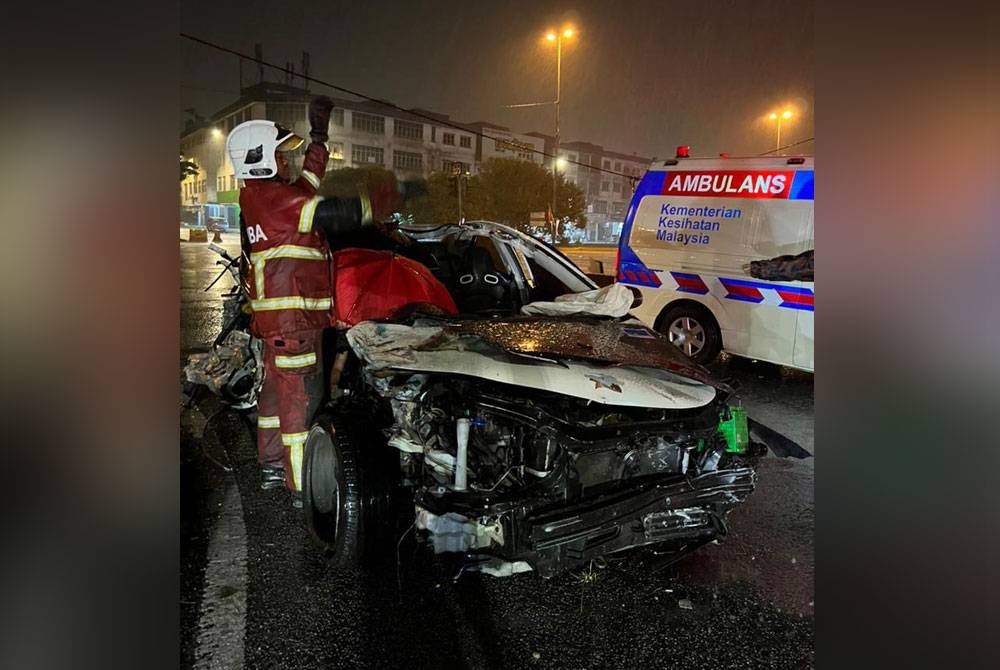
[180,32,638,181]
[759,137,815,156]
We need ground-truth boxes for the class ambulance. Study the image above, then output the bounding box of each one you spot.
[617,150,814,371]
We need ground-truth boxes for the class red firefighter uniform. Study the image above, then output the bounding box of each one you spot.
[239,140,332,493]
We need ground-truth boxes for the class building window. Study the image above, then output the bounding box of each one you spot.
[431,127,437,142]
[393,150,423,171]
[460,135,472,148]
[268,102,307,134]
[394,119,423,140]
[613,182,622,193]
[612,202,627,217]
[602,159,611,170]
[352,112,385,135]
[329,142,345,160]
[594,200,608,214]
[332,108,344,126]
[229,175,236,190]
[351,144,384,165]
[443,160,468,174]
[443,132,455,146]
[615,161,622,171]
[601,181,610,192]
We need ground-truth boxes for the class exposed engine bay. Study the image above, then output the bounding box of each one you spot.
[313,310,793,579]
[362,367,759,578]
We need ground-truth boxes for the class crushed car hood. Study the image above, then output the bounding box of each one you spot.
[440,316,719,388]
[347,320,718,410]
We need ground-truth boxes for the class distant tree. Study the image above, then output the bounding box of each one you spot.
[180,159,199,182]
[403,158,587,242]
[318,165,399,200]
[402,172,463,225]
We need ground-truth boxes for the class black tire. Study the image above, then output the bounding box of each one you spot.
[657,303,722,365]
[301,408,397,568]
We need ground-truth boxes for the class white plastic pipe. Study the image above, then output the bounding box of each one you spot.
[455,418,470,491]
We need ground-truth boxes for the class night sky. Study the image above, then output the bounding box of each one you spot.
[180,0,813,161]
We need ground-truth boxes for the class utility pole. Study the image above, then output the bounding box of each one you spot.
[453,164,465,222]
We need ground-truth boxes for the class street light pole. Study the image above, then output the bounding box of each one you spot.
[768,110,793,153]
[545,27,574,242]
[553,32,561,242]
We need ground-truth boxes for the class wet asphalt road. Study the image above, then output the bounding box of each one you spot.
[180,238,814,669]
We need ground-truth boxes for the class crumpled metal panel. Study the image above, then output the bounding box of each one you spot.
[348,321,717,409]
[441,317,718,387]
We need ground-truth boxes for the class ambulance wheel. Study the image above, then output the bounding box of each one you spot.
[658,303,722,365]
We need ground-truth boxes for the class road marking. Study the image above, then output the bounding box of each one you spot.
[193,478,247,670]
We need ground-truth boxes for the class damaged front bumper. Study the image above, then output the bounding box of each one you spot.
[415,467,756,578]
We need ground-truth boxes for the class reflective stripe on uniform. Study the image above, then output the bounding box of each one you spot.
[249,296,332,311]
[297,195,324,233]
[359,190,373,225]
[249,244,328,300]
[257,415,281,429]
[281,431,309,490]
[301,169,320,189]
[275,352,317,369]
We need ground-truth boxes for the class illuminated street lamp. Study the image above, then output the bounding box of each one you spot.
[546,26,575,236]
[768,110,793,153]
[211,127,222,139]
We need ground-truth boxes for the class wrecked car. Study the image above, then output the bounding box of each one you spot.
[292,221,810,578]
[184,222,808,577]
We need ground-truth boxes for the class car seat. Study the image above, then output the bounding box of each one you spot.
[451,242,513,313]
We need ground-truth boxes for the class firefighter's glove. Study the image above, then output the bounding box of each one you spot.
[308,95,335,143]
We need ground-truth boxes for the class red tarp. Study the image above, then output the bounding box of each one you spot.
[332,248,458,326]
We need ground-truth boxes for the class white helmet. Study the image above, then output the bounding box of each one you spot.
[225,120,304,180]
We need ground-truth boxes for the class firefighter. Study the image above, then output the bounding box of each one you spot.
[226,96,400,505]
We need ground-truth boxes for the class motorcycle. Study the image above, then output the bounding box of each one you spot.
[182,243,263,411]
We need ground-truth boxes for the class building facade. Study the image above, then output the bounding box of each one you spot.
[465,121,545,167]
[525,134,651,243]
[180,83,480,210]
[180,83,651,242]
